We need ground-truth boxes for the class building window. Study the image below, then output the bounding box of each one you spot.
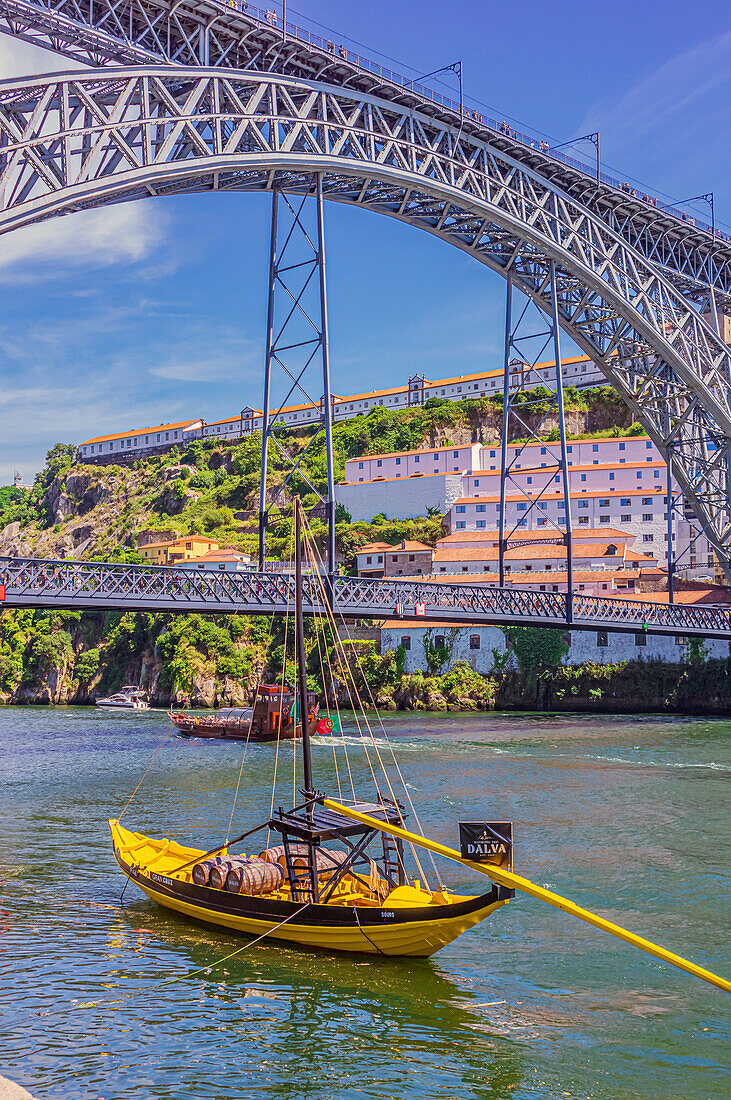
[358,462,363,469]
[470,634,480,650]
[643,534,654,542]
[456,505,466,514]
[409,555,415,562]
[377,460,382,467]
[456,522,466,529]
[453,450,459,457]
[643,513,653,521]
[395,457,401,465]
[578,500,588,509]
[392,556,398,563]
[621,514,632,522]
[675,635,687,646]
[578,515,589,524]
[642,497,653,505]
[414,456,419,463]
[581,474,586,482]
[400,636,411,651]
[619,442,625,450]
[637,472,642,479]
[476,520,486,529]
[600,515,610,523]
[366,556,372,564]
[597,631,608,647]
[476,505,486,513]
[592,444,599,452]
[434,635,446,649]
[646,441,652,448]
[635,633,647,647]
[599,498,609,506]
[474,480,480,487]
[609,472,615,481]
[620,498,630,506]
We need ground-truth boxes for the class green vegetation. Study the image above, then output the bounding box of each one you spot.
[1,384,713,711]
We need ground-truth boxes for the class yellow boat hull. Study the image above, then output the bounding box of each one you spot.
[110,820,510,957]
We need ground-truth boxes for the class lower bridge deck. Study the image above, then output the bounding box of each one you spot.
[1,557,730,640]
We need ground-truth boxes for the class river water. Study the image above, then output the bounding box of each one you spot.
[1,706,728,1099]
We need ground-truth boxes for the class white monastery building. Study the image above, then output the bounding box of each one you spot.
[76,356,603,463]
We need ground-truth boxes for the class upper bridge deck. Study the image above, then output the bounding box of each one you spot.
[1,0,729,303]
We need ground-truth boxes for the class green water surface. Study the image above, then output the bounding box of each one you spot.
[1,707,729,1099]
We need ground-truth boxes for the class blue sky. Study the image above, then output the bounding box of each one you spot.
[1,0,730,480]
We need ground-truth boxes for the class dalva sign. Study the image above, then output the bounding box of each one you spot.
[459,822,513,871]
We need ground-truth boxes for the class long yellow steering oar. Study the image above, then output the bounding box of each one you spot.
[324,799,730,994]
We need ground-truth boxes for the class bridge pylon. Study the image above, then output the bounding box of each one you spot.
[258,175,336,586]
[498,265,574,613]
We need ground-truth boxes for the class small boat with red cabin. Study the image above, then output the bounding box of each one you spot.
[169,684,320,742]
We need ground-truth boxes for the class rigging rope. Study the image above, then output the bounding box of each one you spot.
[118,728,174,822]
[302,514,443,888]
[300,515,432,889]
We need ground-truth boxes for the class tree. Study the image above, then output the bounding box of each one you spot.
[74,648,100,682]
[45,442,77,476]
[422,627,461,674]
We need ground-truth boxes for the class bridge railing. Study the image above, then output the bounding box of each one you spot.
[223,1,725,238]
[2,556,731,637]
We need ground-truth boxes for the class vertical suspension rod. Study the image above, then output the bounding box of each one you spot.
[294,497,314,795]
[548,261,574,619]
[259,188,279,571]
[666,445,675,605]
[316,174,337,592]
[498,272,512,588]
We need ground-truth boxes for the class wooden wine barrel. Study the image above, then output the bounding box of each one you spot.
[260,845,348,877]
[192,857,229,887]
[226,859,285,896]
[208,857,253,890]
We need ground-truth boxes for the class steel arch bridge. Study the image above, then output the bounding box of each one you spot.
[1,64,731,569]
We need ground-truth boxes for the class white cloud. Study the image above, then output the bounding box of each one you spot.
[577,29,731,158]
[0,203,166,281]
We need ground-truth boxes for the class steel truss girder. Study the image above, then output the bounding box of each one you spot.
[0,67,730,569]
[0,0,729,303]
[2,555,730,639]
[4,0,731,305]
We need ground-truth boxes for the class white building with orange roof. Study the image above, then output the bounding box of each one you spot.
[179,548,253,573]
[76,355,605,464]
[78,419,203,463]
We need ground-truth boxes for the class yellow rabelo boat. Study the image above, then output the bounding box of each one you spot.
[110,501,731,988]
[110,499,514,957]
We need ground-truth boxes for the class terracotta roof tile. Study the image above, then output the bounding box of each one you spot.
[80,420,201,446]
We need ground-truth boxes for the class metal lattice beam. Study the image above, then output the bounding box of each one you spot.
[0,0,729,303]
[1,556,730,638]
[0,67,729,571]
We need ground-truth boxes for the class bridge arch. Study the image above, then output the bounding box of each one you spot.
[1,66,730,563]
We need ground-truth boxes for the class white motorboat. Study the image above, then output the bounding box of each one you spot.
[96,686,149,710]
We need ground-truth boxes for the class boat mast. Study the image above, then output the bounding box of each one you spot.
[293,497,314,794]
